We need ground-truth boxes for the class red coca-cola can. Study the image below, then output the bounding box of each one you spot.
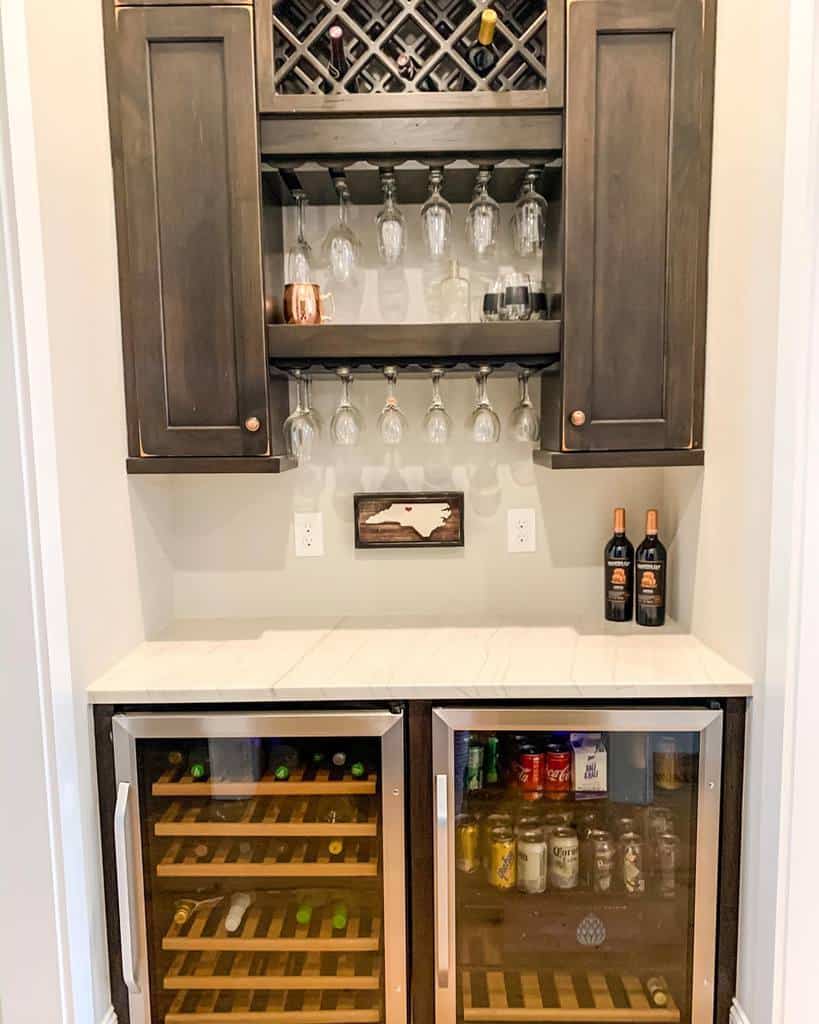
[518,751,545,795]
[545,742,571,800]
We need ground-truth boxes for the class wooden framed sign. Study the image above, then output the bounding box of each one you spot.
[354,492,464,549]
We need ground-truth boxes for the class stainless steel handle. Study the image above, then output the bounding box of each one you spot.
[435,773,450,990]
[114,782,140,994]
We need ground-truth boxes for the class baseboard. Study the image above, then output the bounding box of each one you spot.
[730,998,751,1024]
[99,1006,117,1024]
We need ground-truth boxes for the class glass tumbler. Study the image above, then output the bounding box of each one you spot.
[501,271,532,321]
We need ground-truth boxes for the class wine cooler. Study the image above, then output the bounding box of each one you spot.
[431,708,723,1024]
[111,711,407,1024]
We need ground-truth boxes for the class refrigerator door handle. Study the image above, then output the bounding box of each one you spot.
[114,781,141,994]
[435,772,451,990]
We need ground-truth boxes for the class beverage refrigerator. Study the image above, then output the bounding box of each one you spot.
[431,707,723,1024]
[110,710,407,1024]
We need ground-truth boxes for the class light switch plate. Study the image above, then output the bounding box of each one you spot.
[294,512,324,557]
[508,508,536,553]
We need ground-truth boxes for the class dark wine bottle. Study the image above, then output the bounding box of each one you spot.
[636,509,667,627]
[328,26,358,94]
[604,507,634,622]
[467,9,498,78]
[396,53,415,81]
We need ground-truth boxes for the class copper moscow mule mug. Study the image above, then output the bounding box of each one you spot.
[283,283,335,325]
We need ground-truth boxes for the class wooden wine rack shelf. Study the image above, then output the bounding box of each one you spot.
[152,766,377,798]
[461,970,680,1023]
[166,989,380,1024]
[155,797,378,839]
[163,898,381,954]
[164,950,381,991]
[157,838,379,878]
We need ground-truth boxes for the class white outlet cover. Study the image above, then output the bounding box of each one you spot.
[294,512,324,558]
[507,508,536,553]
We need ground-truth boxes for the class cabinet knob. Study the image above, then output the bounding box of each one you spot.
[244,416,262,433]
[570,410,587,427]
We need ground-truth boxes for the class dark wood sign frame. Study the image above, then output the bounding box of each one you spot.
[354,491,465,549]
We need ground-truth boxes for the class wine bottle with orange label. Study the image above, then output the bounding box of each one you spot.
[604,507,634,622]
[636,509,667,627]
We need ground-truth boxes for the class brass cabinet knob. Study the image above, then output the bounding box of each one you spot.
[244,416,262,433]
[570,410,587,427]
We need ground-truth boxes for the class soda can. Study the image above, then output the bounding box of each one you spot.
[466,741,485,792]
[482,813,513,870]
[548,827,579,890]
[517,827,547,894]
[591,832,617,893]
[455,814,480,875]
[656,832,681,898]
[519,752,545,796]
[580,827,610,887]
[647,806,675,839]
[488,827,516,890]
[613,814,638,837]
[545,743,572,801]
[620,831,646,895]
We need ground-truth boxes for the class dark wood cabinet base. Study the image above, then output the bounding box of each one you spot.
[534,449,705,470]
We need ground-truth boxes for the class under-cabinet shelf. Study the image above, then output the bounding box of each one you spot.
[533,450,705,471]
[166,988,380,1024]
[125,457,296,476]
[267,320,561,371]
[461,969,680,1023]
[163,898,381,954]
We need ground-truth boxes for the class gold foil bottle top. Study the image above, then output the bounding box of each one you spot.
[646,509,659,535]
[478,9,498,45]
[613,507,626,534]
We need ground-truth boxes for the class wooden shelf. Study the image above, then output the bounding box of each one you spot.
[166,989,380,1023]
[164,950,381,991]
[462,969,679,1022]
[155,798,378,839]
[163,898,381,954]
[126,457,296,475]
[266,321,561,369]
[157,838,379,878]
[152,766,377,798]
[533,449,705,470]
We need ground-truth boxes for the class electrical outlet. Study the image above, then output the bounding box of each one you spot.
[294,512,324,557]
[507,508,536,553]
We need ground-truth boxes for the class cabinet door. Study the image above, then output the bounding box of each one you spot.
[562,0,704,451]
[117,6,269,457]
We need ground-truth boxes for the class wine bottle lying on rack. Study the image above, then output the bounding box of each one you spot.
[328,26,358,93]
[468,9,499,77]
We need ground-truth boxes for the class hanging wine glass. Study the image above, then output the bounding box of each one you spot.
[471,366,501,443]
[303,374,322,436]
[283,371,317,462]
[377,366,409,445]
[287,190,313,284]
[510,370,541,443]
[322,177,360,286]
[421,169,452,262]
[330,367,363,446]
[466,169,500,260]
[375,171,406,266]
[512,168,548,257]
[423,368,452,444]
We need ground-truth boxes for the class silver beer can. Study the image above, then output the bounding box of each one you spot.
[620,831,646,895]
[656,832,681,898]
[548,826,579,890]
[591,831,617,893]
[517,827,547,894]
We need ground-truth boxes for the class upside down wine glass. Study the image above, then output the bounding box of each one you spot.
[421,169,452,262]
[330,367,363,446]
[423,368,452,444]
[377,366,408,445]
[287,190,313,284]
[375,172,406,266]
[467,169,500,261]
[471,366,501,443]
[283,371,317,462]
[322,177,360,286]
[512,168,548,258]
[510,369,541,443]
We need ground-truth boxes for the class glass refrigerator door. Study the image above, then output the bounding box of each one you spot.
[432,709,722,1024]
[112,711,406,1024]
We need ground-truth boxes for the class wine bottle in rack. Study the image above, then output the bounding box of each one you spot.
[328,26,358,93]
[467,9,499,78]
[331,902,349,930]
[636,509,667,627]
[396,53,415,81]
[296,902,313,926]
[225,892,255,933]
[188,746,210,780]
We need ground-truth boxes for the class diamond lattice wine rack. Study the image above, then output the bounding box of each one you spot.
[256,0,565,113]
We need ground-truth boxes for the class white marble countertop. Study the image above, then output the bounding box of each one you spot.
[86,617,753,704]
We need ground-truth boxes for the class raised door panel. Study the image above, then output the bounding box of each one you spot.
[563,0,703,451]
[117,6,269,457]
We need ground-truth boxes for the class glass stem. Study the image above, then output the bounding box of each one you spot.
[431,374,443,408]
[297,198,306,245]
[340,376,351,408]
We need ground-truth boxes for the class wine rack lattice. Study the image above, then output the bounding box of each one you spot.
[271,0,549,97]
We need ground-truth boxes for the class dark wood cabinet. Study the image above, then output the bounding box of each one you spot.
[539,0,711,466]
[111,5,289,469]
